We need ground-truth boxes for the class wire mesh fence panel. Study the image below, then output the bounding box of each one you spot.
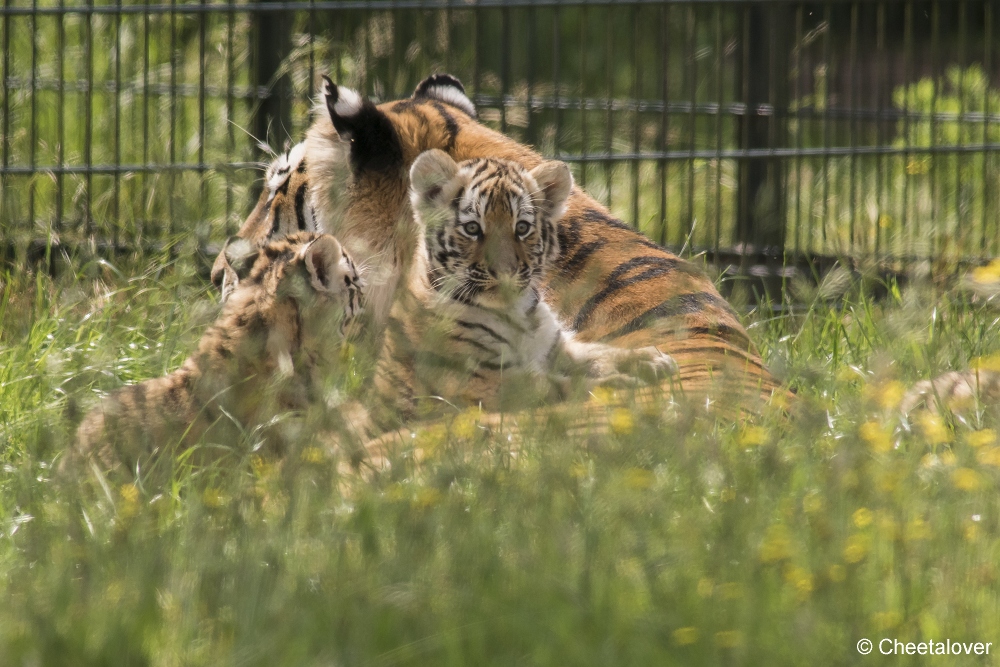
[1,0,998,271]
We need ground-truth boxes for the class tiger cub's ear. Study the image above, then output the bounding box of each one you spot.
[321,76,403,174]
[211,237,260,302]
[301,234,345,294]
[529,160,574,221]
[409,149,463,227]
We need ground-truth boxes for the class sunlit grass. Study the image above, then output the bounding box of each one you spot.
[1,254,999,665]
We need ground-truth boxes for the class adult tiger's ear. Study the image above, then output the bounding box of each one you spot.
[412,73,476,118]
[301,234,345,294]
[322,76,403,174]
[212,237,259,303]
[529,160,574,221]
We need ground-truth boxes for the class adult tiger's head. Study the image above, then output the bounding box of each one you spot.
[211,141,318,302]
[409,150,571,307]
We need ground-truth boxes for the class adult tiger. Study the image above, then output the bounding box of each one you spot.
[222,74,784,408]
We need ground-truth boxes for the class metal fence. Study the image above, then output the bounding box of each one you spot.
[1,0,999,274]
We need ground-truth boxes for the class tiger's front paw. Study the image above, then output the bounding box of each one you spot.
[619,347,677,385]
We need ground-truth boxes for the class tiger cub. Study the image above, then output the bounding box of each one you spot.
[210,141,318,302]
[374,150,676,419]
[68,232,363,474]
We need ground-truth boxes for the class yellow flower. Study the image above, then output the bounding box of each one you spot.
[843,533,871,563]
[803,491,824,514]
[971,259,1000,285]
[977,446,1000,467]
[859,421,893,453]
[965,523,981,543]
[968,429,997,448]
[202,488,225,509]
[785,566,814,600]
[759,525,794,563]
[906,156,930,175]
[918,413,952,445]
[672,627,699,646]
[852,508,873,529]
[971,353,1000,373]
[451,409,480,440]
[877,214,893,229]
[412,487,442,509]
[300,447,325,464]
[720,488,736,502]
[739,425,769,447]
[952,467,981,491]
[828,564,846,582]
[119,483,139,504]
[609,408,634,435]
[590,386,617,407]
[697,578,714,598]
[876,381,906,410]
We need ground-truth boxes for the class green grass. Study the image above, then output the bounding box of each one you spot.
[2,253,1000,665]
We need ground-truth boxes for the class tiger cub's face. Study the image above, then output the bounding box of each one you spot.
[409,150,573,307]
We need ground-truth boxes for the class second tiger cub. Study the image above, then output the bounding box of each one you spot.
[375,150,676,418]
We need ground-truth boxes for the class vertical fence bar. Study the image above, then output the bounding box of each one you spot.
[847,3,858,255]
[604,4,613,211]
[819,4,831,251]
[56,0,65,235]
[901,1,913,264]
[113,0,122,245]
[630,4,640,231]
[658,3,669,247]
[199,0,208,241]
[225,0,236,234]
[168,0,177,240]
[84,0,93,237]
[956,0,966,260]
[552,4,561,159]
[0,0,8,241]
[29,0,37,238]
[254,0,292,151]
[578,6,587,191]
[737,3,787,255]
[792,4,803,258]
[685,4,695,243]
[874,2,885,260]
[983,1,993,256]
[929,1,940,261]
[141,6,149,240]
[712,2,724,257]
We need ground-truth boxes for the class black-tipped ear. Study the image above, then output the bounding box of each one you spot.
[322,76,403,174]
[301,234,344,294]
[412,73,476,118]
[212,237,259,302]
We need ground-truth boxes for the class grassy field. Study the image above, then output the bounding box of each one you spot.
[1,250,1000,666]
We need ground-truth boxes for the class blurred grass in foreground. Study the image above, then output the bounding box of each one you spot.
[1,255,1000,666]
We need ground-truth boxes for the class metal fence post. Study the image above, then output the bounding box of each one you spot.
[737,5,789,258]
[253,0,292,157]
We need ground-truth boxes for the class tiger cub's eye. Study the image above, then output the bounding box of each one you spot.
[462,221,482,237]
[515,221,531,237]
